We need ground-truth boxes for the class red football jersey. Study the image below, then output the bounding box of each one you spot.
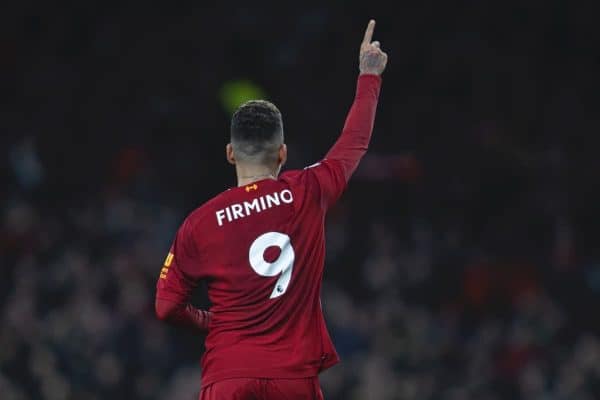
[156,74,382,386]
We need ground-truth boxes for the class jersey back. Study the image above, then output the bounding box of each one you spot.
[159,160,347,386]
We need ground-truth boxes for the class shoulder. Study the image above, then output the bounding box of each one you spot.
[279,168,304,181]
[279,167,314,189]
[280,161,326,181]
[279,166,321,201]
[280,160,342,184]
[281,160,347,210]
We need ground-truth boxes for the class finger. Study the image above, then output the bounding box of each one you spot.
[371,41,380,49]
[362,19,376,45]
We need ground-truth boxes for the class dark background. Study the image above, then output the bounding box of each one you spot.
[2,1,600,399]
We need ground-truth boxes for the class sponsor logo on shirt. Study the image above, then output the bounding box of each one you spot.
[216,189,294,226]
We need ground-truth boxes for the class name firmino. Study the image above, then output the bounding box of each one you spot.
[216,189,294,226]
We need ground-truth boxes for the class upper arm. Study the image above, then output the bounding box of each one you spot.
[156,218,202,303]
[296,76,381,210]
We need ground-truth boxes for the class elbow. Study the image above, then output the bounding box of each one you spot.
[155,298,176,321]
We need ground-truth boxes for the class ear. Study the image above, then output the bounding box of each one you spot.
[226,143,236,165]
[278,144,287,167]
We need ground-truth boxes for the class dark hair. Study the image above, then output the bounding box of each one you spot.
[230,100,284,164]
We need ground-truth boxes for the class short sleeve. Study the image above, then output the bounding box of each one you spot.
[156,218,200,303]
[303,159,348,211]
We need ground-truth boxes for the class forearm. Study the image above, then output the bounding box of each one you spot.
[155,297,211,333]
[325,74,382,180]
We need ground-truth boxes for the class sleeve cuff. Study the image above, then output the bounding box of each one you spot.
[358,73,382,84]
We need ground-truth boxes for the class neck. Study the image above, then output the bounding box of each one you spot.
[236,164,278,187]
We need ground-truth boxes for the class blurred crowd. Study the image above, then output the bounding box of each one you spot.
[3,141,600,400]
[3,1,600,399]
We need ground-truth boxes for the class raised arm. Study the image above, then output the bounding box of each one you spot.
[302,20,388,209]
[325,19,388,181]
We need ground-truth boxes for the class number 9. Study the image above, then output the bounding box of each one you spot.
[249,232,295,299]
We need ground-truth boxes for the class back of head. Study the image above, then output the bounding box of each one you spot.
[230,100,284,165]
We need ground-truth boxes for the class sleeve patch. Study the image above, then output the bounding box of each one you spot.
[160,252,174,279]
[164,252,174,267]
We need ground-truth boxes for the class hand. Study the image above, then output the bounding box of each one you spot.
[359,20,388,76]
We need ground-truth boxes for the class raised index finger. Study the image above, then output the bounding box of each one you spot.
[362,19,376,45]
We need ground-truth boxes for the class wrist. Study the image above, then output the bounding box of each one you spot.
[359,71,382,76]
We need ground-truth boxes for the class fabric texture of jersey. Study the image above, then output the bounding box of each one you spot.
[156,74,382,386]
